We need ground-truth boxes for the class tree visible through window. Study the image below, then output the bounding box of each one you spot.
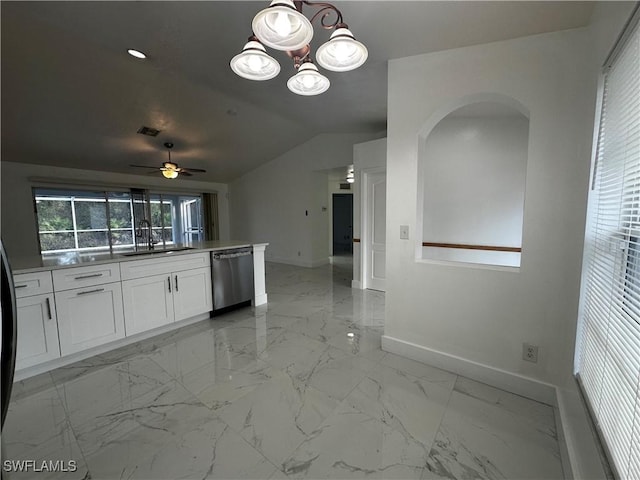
[34,188,204,254]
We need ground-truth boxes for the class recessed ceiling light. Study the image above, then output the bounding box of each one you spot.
[127,49,146,59]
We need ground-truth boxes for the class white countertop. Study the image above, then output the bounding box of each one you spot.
[10,241,268,274]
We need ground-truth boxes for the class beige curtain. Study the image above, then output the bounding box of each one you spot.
[202,192,219,241]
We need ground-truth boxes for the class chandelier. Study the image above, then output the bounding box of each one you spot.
[230,0,368,96]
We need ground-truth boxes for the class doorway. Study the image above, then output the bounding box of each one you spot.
[332,194,353,255]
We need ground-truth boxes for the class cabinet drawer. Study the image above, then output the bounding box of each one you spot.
[13,271,54,298]
[120,252,210,280]
[52,263,121,291]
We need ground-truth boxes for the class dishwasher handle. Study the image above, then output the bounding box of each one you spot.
[213,251,252,260]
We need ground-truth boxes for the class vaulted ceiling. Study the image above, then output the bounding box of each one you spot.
[1,1,595,182]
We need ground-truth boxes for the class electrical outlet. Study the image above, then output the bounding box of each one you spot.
[400,225,409,240]
[523,343,538,363]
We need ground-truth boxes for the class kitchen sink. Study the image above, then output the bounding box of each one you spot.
[119,247,196,257]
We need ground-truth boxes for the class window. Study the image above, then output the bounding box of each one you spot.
[35,189,135,254]
[34,188,206,255]
[576,10,640,479]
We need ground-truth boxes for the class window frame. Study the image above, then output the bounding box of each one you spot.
[33,187,207,255]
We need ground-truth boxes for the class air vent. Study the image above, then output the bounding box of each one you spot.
[137,126,161,137]
[339,183,351,190]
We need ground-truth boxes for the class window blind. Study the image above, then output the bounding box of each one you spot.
[577,13,640,479]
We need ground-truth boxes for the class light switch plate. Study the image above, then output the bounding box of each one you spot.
[400,225,409,240]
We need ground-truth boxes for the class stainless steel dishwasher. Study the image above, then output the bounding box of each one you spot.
[211,247,254,312]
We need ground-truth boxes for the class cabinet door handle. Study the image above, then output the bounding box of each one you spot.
[168,276,172,293]
[45,297,52,320]
[74,273,104,280]
[175,275,179,292]
[15,284,28,289]
[76,288,105,296]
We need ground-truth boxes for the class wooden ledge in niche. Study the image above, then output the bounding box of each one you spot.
[422,242,521,253]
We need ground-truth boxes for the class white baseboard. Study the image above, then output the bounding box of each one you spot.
[381,335,557,406]
[253,293,268,306]
[310,257,330,267]
[266,256,329,268]
[351,280,362,289]
[381,335,611,478]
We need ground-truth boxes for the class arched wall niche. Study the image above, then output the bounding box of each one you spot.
[416,93,530,268]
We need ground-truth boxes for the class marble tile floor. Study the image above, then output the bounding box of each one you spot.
[2,260,565,479]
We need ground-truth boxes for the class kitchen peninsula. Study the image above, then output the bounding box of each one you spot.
[10,241,268,380]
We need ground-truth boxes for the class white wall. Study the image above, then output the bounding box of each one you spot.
[421,115,528,267]
[229,132,378,267]
[0,161,230,263]
[385,27,598,393]
[353,137,387,288]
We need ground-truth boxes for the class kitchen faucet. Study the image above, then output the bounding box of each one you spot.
[136,219,155,251]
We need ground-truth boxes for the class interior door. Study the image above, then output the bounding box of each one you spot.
[366,172,386,291]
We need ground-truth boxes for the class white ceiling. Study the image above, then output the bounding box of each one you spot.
[1,1,595,182]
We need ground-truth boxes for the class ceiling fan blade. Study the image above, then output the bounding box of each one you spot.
[181,168,207,173]
[179,171,193,177]
[146,170,162,175]
[130,164,160,170]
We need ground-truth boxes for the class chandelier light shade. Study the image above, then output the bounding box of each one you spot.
[287,61,330,96]
[230,37,281,81]
[252,0,314,51]
[231,0,368,95]
[315,26,367,72]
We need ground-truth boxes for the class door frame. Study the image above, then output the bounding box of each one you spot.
[361,167,386,291]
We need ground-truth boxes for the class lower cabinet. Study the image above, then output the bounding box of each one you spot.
[13,251,218,373]
[173,267,213,321]
[55,282,125,356]
[122,267,212,335]
[122,274,174,335]
[15,293,60,370]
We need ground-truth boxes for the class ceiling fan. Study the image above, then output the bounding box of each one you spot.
[130,142,207,179]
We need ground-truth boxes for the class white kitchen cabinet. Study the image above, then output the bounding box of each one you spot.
[122,274,175,336]
[11,246,263,378]
[173,267,212,321]
[13,271,60,370]
[15,293,60,370]
[55,282,125,356]
[122,262,212,334]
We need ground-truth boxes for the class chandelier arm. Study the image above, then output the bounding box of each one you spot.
[299,1,344,29]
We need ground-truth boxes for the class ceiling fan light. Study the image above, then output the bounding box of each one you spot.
[230,40,281,81]
[252,0,313,51]
[162,169,179,179]
[287,61,330,96]
[163,161,178,170]
[316,27,368,72]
